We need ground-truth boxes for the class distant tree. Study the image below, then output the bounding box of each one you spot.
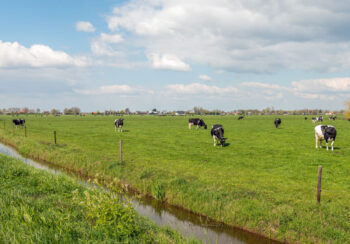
[23,107,29,114]
[125,108,130,114]
[152,108,157,112]
[51,109,59,115]
[36,108,40,114]
[345,100,350,119]
[71,107,81,115]
[64,107,80,115]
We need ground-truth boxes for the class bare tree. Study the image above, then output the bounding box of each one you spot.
[51,109,60,115]
[345,100,350,119]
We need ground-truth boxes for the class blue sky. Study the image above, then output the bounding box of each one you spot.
[1,0,350,111]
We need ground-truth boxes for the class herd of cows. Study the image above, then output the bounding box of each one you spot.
[113,116,338,150]
[8,117,339,151]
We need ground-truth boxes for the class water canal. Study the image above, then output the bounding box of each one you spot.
[0,142,281,244]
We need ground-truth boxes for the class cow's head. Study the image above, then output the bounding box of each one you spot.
[220,137,226,147]
[324,127,336,142]
[199,119,207,129]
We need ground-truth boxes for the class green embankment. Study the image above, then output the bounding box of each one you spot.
[0,115,349,243]
[0,154,198,243]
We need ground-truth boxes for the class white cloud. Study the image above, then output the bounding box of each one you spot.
[148,53,190,71]
[106,0,350,73]
[75,85,134,95]
[242,78,350,101]
[167,83,237,94]
[0,40,89,68]
[199,75,212,81]
[99,33,123,43]
[75,21,95,32]
[292,78,350,92]
[74,85,154,95]
[242,82,289,90]
[91,33,123,56]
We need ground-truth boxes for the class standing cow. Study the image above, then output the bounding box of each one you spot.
[12,119,25,128]
[211,124,226,147]
[238,116,244,120]
[274,118,281,128]
[114,118,124,132]
[188,118,207,129]
[315,125,337,151]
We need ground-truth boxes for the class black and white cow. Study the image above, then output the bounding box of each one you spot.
[312,116,323,123]
[238,116,244,120]
[274,118,281,128]
[211,124,226,147]
[12,119,25,127]
[114,118,124,132]
[329,115,336,120]
[188,118,207,129]
[315,125,337,151]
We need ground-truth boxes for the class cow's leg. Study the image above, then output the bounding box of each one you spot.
[188,123,191,129]
[213,136,217,146]
[315,135,319,149]
[196,124,199,129]
[326,141,329,151]
[115,126,117,132]
[331,141,334,151]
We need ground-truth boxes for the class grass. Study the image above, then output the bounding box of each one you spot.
[0,114,349,243]
[0,153,198,243]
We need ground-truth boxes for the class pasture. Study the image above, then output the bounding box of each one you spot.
[0,115,349,243]
[0,154,197,243]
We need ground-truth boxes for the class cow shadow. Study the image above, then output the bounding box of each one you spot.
[223,142,230,147]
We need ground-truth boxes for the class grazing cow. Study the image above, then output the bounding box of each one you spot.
[329,115,336,120]
[114,118,124,132]
[305,117,308,120]
[238,116,244,120]
[312,116,323,123]
[211,124,226,147]
[188,118,207,129]
[274,118,281,128]
[315,125,337,151]
[12,119,25,127]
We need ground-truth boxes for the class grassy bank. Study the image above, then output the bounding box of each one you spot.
[0,115,349,243]
[0,154,198,243]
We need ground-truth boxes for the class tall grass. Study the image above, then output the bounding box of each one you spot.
[0,154,198,243]
[0,114,349,243]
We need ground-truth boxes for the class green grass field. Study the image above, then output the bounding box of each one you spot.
[0,154,198,243]
[0,114,349,243]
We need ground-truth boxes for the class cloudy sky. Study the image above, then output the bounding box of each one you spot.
[1,0,350,111]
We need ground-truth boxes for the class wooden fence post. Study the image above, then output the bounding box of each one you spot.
[120,140,123,163]
[317,165,322,203]
[54,131,57,145]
